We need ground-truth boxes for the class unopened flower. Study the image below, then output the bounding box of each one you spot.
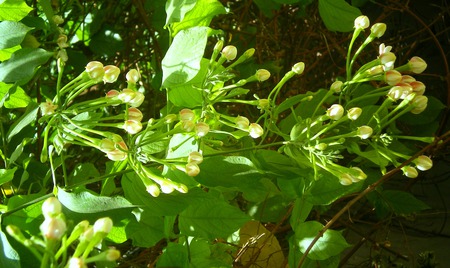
[327,104,344,120]
[347,107,362,121]
[106,89,120,99]
[214,40,224,52]
[160,181,174,194]
[257,99,270,111]
[408,56,427,74]
[255,69,271,82]
[175,183,189,194]
[40,217,67,240]
[79,226,94,242]
[103,65,120,83]
[126,69,140,84]
[379,52,396,70]
[129,91,145,107]
[350,167,367,181]
[164,114,178,124]
[292,62,305,75]
[185,162,200,177]
[370,23,387,38]
[146,184,160,197]
[221,45,237,61]
[235,116,250,129]
[414,155,433,171]
[52,15,64,25]
[385,70,402,86]
[67,257,87,268]
[99,138,115,153]
[181,120,195,132]
[93,217,113,235]
[123,120,142,134]
[106,141,128,161]
[40,100,58,116]
[402,166,418,178]
[118,88,136,103]
[401,75,416,83]
[330,81,343,92]
[179,108,195,121]
[354,15,370,29]
[357,126,373,139]
[57,34,69,48]
[249,123,264,138]
[42,197,62,219]
[105,249,121,261]
[339,173,353,185]
[195,122,210,137]
[410,95,428,114]
[367,65,384,76]
[188,151,203,164]
[410,81,426,95]
[86,61,104,80]
[314,143,327,151]
[388,84,412,101]
[128,107,143,122]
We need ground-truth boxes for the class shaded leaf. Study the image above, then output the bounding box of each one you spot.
[0,230,20,268]
[0,167,17,185]
[0,21,32,49]
[382,190,430,215]
[126,209,165,247]
[6,102,38,142]
[318,0,361,32]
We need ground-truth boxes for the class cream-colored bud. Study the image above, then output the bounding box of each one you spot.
[402,166,418,178]
[40,217,66,240]
[128,107,143,122]
[42,197,62,219]
[179,109,195,121]
[221,45,237,61]
[414,155,433,171]
[370,23,386,38]
[354,15,370,29]
[292,62,305,75]
[330,81,343,92]
[188,151,203,164]
[347,107,362,121]
[93,217,113,235]
[357,126,373,139]
[123,120,142,134]
[126,69,140,83]
[408,56,427,74]
[186,162,200,177]
[249,123,264,138]
[255,69,271,82]
[326,104,344,120]
[103,65,120,83]
[195,122,210,137]
[235,116,250,129]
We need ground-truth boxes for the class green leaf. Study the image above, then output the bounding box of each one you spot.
[0,82,31,109]
[179,198,251,239]
[290,197,313,227]
[318,0,361,32]
[67,163,100,186]
[165,0,197,26]
[6,102,38,142]
[170,0,226,36]
[0,48,53,85]
[0,21,32,49]
[0,45,21,61]
[57,187,136,213]
[89,25,124,57]
[0,230,20,268]
[126,209,165,247]
[382,190,430,215]
[162,26,210,88]
[294,221,350,260]
[3,193,46,235]
[156,242,189,268]
[0,167,17,185]
[0,0,33,21]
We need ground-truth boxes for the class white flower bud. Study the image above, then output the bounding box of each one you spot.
[410,95,428,114]
[221,45,237,61]
[330,81,343,92]
[103,65,120,83]
[292,62,305,75]
[40,217,66,240]
[126,69,140,83]
[327,104,344,120]
[195,122,210,137]
[179,109,195,121]
[357,126,373,139]
[128,107,143,122]
[42,197,62,219]
[255,69,271,82]
[85,61,104,79]
[347,107,362,121]
[123,120,142,134]
[414,155,433,171]
[188,151,203,164]
[186,162,200,177]
[249,123,264,138]
[402,166,418,178]
[339,174,353,185]
[385,70,402,86]
[354,15,370,29]
[235,116,250,129]
[370,23,386,38]
[67,257,87,268]
[93,217,113,235]
[408,56,427,74]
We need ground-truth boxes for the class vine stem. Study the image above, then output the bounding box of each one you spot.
[296,130,450,268]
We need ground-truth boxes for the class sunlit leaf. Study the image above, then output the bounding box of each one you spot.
[0,82,31,109]
[165,0,197,26]
[6,102,38,142]
[0,230,20,268]
[0,167,17,185]
[0,0,33,21]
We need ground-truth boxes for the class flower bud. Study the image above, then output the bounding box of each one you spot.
[40,100,58,116]
[146,184,160,197]
[408,56,427,74]
[354,15,370,29]
[388,84,412,100]
[401,75,416,83]
[52,15,64,25]
[255,69,271,82]
[330,81,343,92]
[339,174,353,185]
[347,107,362,121]
[357,126,373,139]
[257,99,270,111]
[410,81,426,95]
[105,249,121,261]
[175,183,189,194]
[181,120,195,132]
[214,40,224,52]
[57,34,69,48]
[379,52,396,70]
[249,123,264,138]
[118,88,136,103]
[414,155,433,171]
[40,217,67,240]
[243,48,255,59]
[402,166,418,178]
[292,62,305,75]
[103,65,120,83]
[128,107,143,122]
[195,122,210,137]
[67,257,87,268]
[235,116,250,129]
[106,150,127,161]
[370,23,386,38]
[106,89,120,98]
[188,151,203,164]
[368,65,384,76]
[93,217,113,235]
[221,45,237,61]
[129,91,145,107]
[385,70,402,86]
[179,108,195,121]
[42,197,62,219]
[326,104,344,120]
[86,61,104,79]
[314,143,327,151]
[79,226,94,242]
[123,120,142,134]
[126,69,140,84]
[164,114,178,124]
[99,138,115,152]
[410,95,428,114]
[351,167,367,181]
[186,162,200,177]
[160,181,175,194]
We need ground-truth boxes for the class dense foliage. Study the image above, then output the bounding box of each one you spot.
[0,0,448,267]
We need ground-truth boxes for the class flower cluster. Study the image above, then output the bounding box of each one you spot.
[6,197,119,267]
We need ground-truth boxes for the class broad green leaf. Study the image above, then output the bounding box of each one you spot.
[253,149,303,178]
[0,0,33,21]
[0,48,53,85]
[3,193,46,235]
[57,187,135,213]
[89,25,124,57]
[400,96,445,126]
[290,197,313,227]
[0,21,32,49]
[294,221,350,260]
[0,82,30,109]
[6,102,38,142]
[382,190,430,215]
[170,0,226,36]
[162,26,210,88]
[0,230,20,268]
[156,242,189,268]
[126,209,165,247]
[67,163,100,186]
[179,198,251,239]
[0,167,17,185]
[0,45,21,61]
[165,0,197,26]
[318,0,361,32]
[288,236,340,268]
[167,58,208,108]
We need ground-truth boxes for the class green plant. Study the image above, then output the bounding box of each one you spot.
[0,1,447,268]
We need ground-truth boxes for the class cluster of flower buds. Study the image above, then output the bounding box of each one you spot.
[85,61,121,83]
[40,197,67,241]
[185,151,203,177]
[401,155,433,178]
[99,135,128,161]
[178,109,211,137]
[233,115,264,138]
[339,167,367,185]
